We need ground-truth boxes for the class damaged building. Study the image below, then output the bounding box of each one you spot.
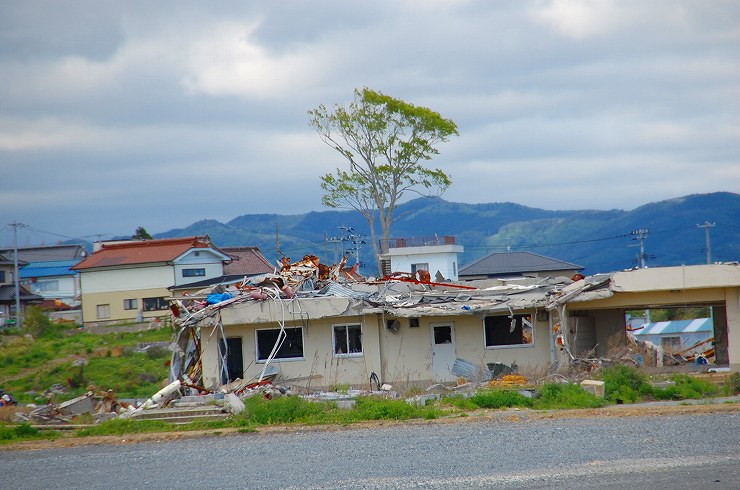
[167,250,740,393]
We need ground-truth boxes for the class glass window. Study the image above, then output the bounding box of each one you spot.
[123,298,138,310]
[142,297,168,311]
[96,304,111,319]
[484,314,534,348]
[182,268,206,277]
[256,327,304,361]
[333,324,363,356]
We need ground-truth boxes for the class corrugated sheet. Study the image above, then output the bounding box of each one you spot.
[20,260,80,278]
[633,318,713,336]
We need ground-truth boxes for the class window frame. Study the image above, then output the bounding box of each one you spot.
[142,297,168,311]
[411,263,429,275]
[96,304,111,319]
[332,323,363,357]
[483,313,535,349]
[182,268,206,278]
[255,327,305,363]
[123,298,138,310]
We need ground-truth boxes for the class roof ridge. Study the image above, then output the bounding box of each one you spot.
[101,236,210,250]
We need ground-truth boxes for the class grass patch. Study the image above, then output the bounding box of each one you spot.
[76,418,177,437]
[0,423,61,444]
[533,383,607,409]
[1,326,172,404]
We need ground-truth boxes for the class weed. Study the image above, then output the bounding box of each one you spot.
[533,383,607,409]
[723,373,740,396]
[599,365,651,403]
[0,423,60,443]
[469,389,533,409]
[77,418,176,437]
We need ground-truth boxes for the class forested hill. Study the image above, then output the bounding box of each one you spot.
[156,192,740,275]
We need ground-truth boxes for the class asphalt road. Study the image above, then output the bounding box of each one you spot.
[3,412,739,489]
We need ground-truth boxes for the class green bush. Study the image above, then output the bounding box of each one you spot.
[651,374,719,400]
[241,395,330,425]
[22,306,58,338]
[469,389,533,409]
[533,383,606,409]
[0,423,59,443]
[600,365,651,403]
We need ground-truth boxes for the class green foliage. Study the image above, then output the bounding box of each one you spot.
[600,365,651,403]
[600,365,721,403]
[132,226,153,240]
[723,373,740,396]
[533,383,607,409]
[22,306,58,338]
[0,423,60,443]
[0,327,172,404]
[77,418,175,437]
[309,87,459,272]
[469,389,533,409]
[651,375,719,400]
[241,395,331,425]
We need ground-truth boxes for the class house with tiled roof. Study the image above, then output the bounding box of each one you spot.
[168,246,275,295]
[459,251,583,281]
[72,236,231,326]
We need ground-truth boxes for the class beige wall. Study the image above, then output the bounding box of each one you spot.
[79,287,171,325]
[201,309,554,390]
[726,288,740,368]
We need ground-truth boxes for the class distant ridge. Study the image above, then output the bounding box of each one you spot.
[155,192,740,275]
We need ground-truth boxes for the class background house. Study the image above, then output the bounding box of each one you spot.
[169,246,274,296]
[0,252,42,327]
[459,251,583,281]
[631,318,713,354]
[19,260,81,308]
[72,236,231,326]
[378,235,463,280]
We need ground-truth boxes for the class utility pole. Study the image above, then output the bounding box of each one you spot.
[10,222,26,329]
[697,222,715,264]
[630,228,649,268]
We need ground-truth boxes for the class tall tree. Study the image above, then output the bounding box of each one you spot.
[132,226,153,240]
[308,88,458,274]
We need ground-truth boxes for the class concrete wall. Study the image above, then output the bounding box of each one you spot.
[725,287,740,369]
[79,287,171,325]
[202,308,553,390]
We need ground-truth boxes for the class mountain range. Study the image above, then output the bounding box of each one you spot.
[155,192,740,276]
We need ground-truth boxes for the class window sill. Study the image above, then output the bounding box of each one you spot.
[256,357,305,363]
[485,344,535,350]
[333,353,364,359]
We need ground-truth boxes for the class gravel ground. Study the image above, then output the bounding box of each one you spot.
[2,408,738,489]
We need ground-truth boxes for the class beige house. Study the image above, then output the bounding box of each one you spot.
[181,263,740,390]
[73,236,231,326]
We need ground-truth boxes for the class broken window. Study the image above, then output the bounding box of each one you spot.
[256,327,304,361]
[333,324,363,356]
[96,304,111,319]
[182,268,206,277]
[142,297,168,311]
[411,263,429,275]
[123,298,138,310]
[484,314,534,348]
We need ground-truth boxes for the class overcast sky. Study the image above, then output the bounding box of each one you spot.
[1,0,738,247]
